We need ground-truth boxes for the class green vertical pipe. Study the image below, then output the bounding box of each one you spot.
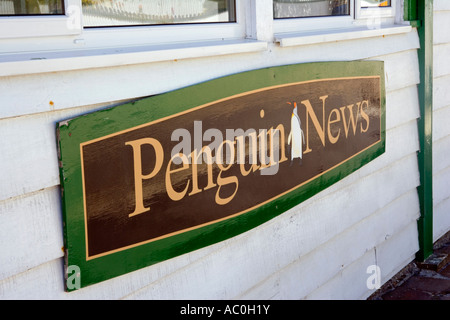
[405,0,434,261]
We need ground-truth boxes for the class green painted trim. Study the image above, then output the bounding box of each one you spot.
[404,0,418,21]
[405,0,434,261]
[57,61,386,290]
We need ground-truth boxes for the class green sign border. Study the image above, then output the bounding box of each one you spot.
[57,61,386,291]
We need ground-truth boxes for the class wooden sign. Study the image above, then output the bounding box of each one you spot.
[57,61,385,290]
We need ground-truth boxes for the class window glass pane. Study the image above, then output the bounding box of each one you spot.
[361,0,391,7]
[0,0,64,15]
[83,0,236,28]
[274,0,349,19]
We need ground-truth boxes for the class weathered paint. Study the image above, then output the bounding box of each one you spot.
[57,61,386,290]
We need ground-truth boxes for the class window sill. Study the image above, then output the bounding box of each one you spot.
[275,24,412,47]
[0,39,267,77]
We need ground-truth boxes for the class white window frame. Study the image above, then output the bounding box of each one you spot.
[0,0,82,39]
[0,0,248,51]
[77,0,248,49]
[0,0,399,47]
[273,0,397,34]
[273,1,355,34]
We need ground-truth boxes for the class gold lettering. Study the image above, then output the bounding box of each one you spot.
[340,104,358,138]
[259,125,288,170]
[358,100,370,133]
[327,108,341,144]
[302,95,327,154]
[215,171,239,206]
[236,131,259,176]
[188,146,216,196]
[258,129,270,169]
[215,140,238,205]
[125,138,164,217]
[165,153,190,201]
[274,124,288,163]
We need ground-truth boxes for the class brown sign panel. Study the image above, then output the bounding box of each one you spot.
[81,77,381,260]
[58,61,385,290]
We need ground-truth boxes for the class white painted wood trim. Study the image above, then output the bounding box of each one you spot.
[275,24,412,47]
[0,39,267,77]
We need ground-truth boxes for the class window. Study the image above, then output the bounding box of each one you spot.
[0,0,244,48]
[0,0,64,15]
[273,0,397,34]
[0,0,80,39]
[272,0,392,19]
[82,0,236,28]
[273,0,350,19]
[361,0,391,7]
[356,0,395,21]
[75,0,245,49]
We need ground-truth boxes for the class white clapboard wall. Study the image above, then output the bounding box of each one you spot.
[1,6,444,299]
[433,0,450,242]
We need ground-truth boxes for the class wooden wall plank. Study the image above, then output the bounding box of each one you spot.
[375,221,420,287]
[434,0,450,13]
[0,187,63,282]
[305,249,377,299]
[0,234,230,300]
[433,166,450,206]
[380,50,420,93]
[432,3,450,252]
[433,105,450,142]
[433,43,450,78]
[434,197,450,242]
[433,75,450,111]
[0,258,65,300]
[0,104,117,202]
[433,11,450,45]
[386,85,420,130]
[307,221,419,300]
[433,134,450,178]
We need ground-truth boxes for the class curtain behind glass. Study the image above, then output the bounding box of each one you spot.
[82,0,236,28]
[274,0,350,19]
[0,0,64,15]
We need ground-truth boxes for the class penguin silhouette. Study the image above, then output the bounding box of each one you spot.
[287,102,305,165]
